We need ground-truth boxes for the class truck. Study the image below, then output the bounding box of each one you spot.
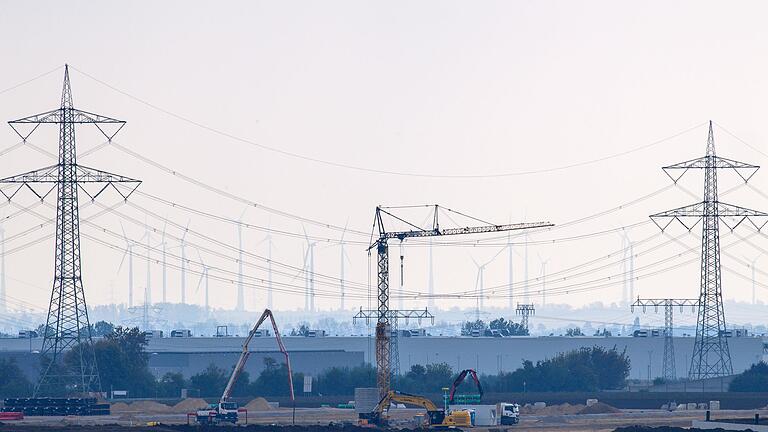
[194,309,294,425]
[493,402,520,425]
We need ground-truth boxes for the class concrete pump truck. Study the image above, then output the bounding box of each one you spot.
[194,309,294,425]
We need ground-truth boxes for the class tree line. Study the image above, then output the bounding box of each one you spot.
[0,325,631,398]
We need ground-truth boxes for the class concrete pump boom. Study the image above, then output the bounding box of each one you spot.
[220,309,295,403]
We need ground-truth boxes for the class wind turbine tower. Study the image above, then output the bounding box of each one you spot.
[236,211,245,311]
[302,228,317,312]
[0,224,5,314]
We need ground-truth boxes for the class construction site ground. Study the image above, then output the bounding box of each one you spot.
[0,407,766,431]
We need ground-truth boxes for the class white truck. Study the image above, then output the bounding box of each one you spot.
[493,402,520,425]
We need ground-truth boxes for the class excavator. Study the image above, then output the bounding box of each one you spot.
[194,309,294,425]
[359,390,471,429]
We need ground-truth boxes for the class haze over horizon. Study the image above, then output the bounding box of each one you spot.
[2,1,768,333]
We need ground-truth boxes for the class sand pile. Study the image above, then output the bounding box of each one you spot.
[109,402,131,413]
[578,402,620,414]
[172,398,209,413]
[110,401,172,414]
[520,403,584,415]
[244,397,272,411]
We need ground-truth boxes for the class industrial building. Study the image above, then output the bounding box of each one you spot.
[0,334,764,383]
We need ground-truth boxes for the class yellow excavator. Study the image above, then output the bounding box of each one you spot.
[359,390,471,429]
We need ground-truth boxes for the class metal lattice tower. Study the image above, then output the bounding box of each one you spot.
[651,121,768,379]
[631,298,698,380]
[0,66,141,395]
[354,307,435,380]
[515,303,535,333]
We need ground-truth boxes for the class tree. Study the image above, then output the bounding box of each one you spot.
[92,321,115,337]
[0,358,32,397]
[594,328,612,337]
[489,317,528,336]
[730,362,768,392]
[190,364,230,397]
[249,357,302,397]
[65,326,156,397]
[461,320,486,335]
[315,364,375,396]
[158,372,187,398]
[290,323,310,336]
[565,327,583,336]
[490,346,630,392]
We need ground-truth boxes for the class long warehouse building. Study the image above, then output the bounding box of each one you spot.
[1,334,765,384]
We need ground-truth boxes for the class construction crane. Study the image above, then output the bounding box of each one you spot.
[195,309,294,425]
[369,205,552,396]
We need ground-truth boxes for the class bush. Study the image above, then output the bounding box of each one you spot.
[0,358,32,397]
[730,362,768,392]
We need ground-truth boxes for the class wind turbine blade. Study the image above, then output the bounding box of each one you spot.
[117,248,129,273]
[194,271,204,294]
[120,221,128,242]
[302,224,310,244]
[181,219,191,242]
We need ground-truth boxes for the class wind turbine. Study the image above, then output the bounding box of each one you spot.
[471,256,488,321]
[161,219,167,303]
[302,226,317,312]
[0,222,5,314]
[538,253,550,307]
[619,230,635,305]
[180,219,190,305]
[236,209,246,312]
[194,248,211,316]
[427,238,434,310]
[748,252,764,305]
[118,223,135,308]
[257,232,276,310]
[339,220,351,311]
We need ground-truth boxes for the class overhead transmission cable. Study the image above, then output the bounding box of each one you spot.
[71,66,707,179]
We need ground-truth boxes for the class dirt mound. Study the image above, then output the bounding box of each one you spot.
[579,402,621,414]
[110,400,172,414]
[244,397,272,411]
[109,402,131,413]
[520,403,584,415]
[172,398,209,413]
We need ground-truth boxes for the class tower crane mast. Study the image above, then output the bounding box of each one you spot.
[369,205,552,396]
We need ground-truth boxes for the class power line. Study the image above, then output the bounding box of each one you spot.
[70,66,707,179]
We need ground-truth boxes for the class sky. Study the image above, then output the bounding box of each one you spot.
[1,1,768,330]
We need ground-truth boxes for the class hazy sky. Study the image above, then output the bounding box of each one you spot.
[2,1,768,328]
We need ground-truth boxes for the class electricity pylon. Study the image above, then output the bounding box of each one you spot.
[650,121,768,379]
[516,303,535,333]
[631,298,698,380]
[0,66,141,395]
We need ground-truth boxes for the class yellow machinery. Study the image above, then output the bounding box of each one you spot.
[359,390,471,428]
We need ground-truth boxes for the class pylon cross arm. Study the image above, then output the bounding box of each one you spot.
[9,108,126,141]
[662,155,760,183]
[0,165,141,201]
[650,201,768,232]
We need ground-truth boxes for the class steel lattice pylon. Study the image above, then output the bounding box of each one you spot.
[651,121,768,379]
[632,298,697,380]
[515,303,535,333]
[0,66,140,395]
